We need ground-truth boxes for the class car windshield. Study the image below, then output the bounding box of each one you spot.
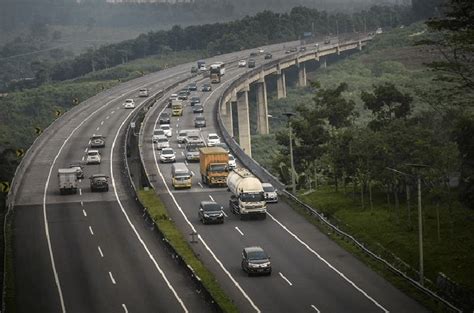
[158,138,168,143]
[161,125,170,130]
[247,250,267,260]
[154,130,164,135]
[187,146,198,152]
[209,135,218,140]
[240,192,264,202]
[263,186,274,192]
[203,203,221,212]
[179,131,187,136]
[229,155,235,161]
[125,99,133,103]
[196,117,205,121]
[162,149,174,155]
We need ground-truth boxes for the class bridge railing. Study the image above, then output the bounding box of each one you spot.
[215,38,462,313]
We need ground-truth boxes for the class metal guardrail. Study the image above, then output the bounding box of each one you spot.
[215,38,463,313]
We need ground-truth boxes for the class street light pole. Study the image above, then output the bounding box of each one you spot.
[283,112,296,194]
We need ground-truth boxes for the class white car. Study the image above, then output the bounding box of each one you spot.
[228,154,236,169]
[152,129,165,143]
[262,183,278,203]
[160,124,172,137]
[177,129,191,143]
[159,147,176,163]
[258,48,264,54]
[156,136,170,150]
[238,60,247,67]
[124,99,135,109]
[207,133,221,146]
[86,149,101,164]
[138,88,149,97]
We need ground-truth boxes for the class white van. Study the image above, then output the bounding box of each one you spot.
[172,163,192,189]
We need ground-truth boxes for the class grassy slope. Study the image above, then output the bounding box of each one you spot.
[251,22,474,293]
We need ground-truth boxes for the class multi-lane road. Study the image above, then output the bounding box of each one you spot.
[11,40,428,312]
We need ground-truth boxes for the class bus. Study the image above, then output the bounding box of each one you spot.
[210,62,225,83]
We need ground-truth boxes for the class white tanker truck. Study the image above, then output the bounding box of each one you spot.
[227,168,267,219]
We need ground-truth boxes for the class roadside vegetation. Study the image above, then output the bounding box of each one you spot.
[251,3,474,309]
[138,189,238,313]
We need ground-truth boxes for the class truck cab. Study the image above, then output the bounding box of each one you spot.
[227,168,267,219]
[199,147,229,186]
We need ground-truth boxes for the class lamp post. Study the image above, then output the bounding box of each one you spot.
[283,112,296,194]
[386,165,427,285]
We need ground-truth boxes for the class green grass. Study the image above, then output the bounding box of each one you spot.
[300,186,474,292]
[137,189,238,313]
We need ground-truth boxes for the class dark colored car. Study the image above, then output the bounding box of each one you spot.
[193,104,204,113]
[249,52,258,57]
[289,47,298,52]
[299,46,307,52]
[201,84,212,92]
[159,112,170,124]
[90,174,109,192]
[241,246,272,276]
[187,82,197,91]
[177,91,188,100]
[264,53,272,59]
[198,201,224,224]
[324,38,331,44]
[90,135,105,148]
[190,96,201,106]
[248,59,256,68]
[194,115,206,128]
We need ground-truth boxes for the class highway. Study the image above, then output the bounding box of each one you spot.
[140,46,430,312]
[10,38,428,313]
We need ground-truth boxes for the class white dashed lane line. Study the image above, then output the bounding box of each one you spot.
[311,304,321,312]
[82,209,87,217]
[235,227,244,236]
[122,304,128,313]
[111,110,115,114]
[208,195,215,202]
[198,182,203,189]
[106,116,110,120]
[96,127,100,131]
[109,271,116,285]
[79,189,82,196]
[98,246,104,258]
[100,121,104,125]
[88,226,94,236]
[279,272,293,286]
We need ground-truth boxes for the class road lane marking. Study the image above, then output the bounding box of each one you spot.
[96,127,100,131]
[81,156,84,161]
[82,209,87,216]
[208,195,214,201]
[311,304,321,312]
[181,151,184,157]
[198,182,203,189]
[268,212,389,312]
[223,211,228,217]
[151,133,261,313]
[279,272,293,286]
[98,246,104,258]
[122,304,128,313]
[111,110,115,114]
[178,144,182,148]
[235,227,244,236]
[110,107,189,312]
[191,171,195,176]
[84,148,88,153]
[184,160,188,165]
[101,121,104,125]
[109,271,116,285]
[80,201,83,207]
[89,226,94,235]
[79,188,82,196]
[106,116,110,120]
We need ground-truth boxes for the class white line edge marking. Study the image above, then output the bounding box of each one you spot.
[311,304,321,312]
[109,271,116,285]
[151,115,261,313]
[106,116,110,120]
[42,90,129,313]
[110,107,189,313]
[235,226,244,236]
[81,156,84,161]
[122,304,128,313]
[111,110,115,114]
[89,226,94,235]
[279,272,293,286]
[98,246,104,258]
[82,209,87,217]
[208,195,214,202]
[268,212,389,312]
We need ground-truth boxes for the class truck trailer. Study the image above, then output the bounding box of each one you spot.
[58,168,79,195]
[199,147,229,186]
[227,168,267,219]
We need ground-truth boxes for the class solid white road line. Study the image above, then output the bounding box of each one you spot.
[109,272,116,285]
[279,272,293,286]
[122,304,129,313]
[110,107,189,312]
[151,130,261,313]
[311,304,321,312]
[89,226,94,236]
[98,246,104,258]
[208,195,214,202]
[235,227,244,236]
[267,213,389,312]
[82,209,87,217]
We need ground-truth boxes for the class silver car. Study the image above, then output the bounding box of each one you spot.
[262,183,278,203]
[156,136,170,150]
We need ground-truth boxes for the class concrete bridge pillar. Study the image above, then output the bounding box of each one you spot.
[256,79,269,135]
[237,89,251,156]
[297,63,307,87]
[222,100,234,137]
[276,71,287,99]
[320,58,327,69]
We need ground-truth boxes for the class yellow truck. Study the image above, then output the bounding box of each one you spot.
[199,147,229,186]
[171,99,184,116]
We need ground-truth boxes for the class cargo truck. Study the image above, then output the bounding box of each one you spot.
[58,168,79,194]
[227,168,267,219]
[210,62,225,83]
[171,99,184,116]
[199,147,229,186]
